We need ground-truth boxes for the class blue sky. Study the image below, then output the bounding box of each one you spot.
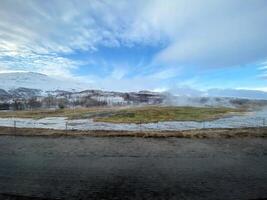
[0,0,267,92]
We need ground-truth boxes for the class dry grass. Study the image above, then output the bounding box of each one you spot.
[0,107,119,119]
[0,126,266,138]
[0,106,242,123]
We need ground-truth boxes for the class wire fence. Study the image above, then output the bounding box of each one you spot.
[10,117,267,132]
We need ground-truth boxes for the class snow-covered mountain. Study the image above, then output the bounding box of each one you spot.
[0,72,86,91]
[0,72,267,109]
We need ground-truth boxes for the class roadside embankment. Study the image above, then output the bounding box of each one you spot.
[0,126,266,138]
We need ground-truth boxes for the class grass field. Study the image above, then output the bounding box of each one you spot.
[0,107,115,119]
[0,106,241,123]
[93,106,240,123]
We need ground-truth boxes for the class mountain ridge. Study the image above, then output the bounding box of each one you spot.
[0,72,86,91]
[0,72,267,100]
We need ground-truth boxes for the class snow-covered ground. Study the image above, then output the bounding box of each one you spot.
[0,109,266,131]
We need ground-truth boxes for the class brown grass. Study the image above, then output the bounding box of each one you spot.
[0,126,266,138]
[0,107,120,119]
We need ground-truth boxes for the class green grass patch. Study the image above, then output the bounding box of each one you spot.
[94,106,240,123]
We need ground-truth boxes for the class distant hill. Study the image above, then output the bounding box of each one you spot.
[0,72,267,109]
[0,72,85,91]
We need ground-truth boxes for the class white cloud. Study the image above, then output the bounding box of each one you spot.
[1,0,266,65]
[0,0,154,55]
[258,61,267,79]
[0,52,81,78]
[148,68,181,80]
[110,68,128,80]
[0,0,267,88]
[0,0,161,78]
[146,0,267,67]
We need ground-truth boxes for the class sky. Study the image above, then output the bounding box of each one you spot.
[0,0,267,92]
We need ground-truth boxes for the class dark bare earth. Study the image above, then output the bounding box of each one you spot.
[0,136,266,200]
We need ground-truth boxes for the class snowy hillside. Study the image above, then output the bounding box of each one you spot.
[0,72,267,109]
[0,72,86,91]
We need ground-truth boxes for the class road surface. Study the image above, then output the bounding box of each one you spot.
[0,136,266,200]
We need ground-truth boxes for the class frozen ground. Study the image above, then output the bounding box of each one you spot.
[0,109,266,131]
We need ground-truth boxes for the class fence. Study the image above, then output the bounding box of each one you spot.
[9,117,267,132]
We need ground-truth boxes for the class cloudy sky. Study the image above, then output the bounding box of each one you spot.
[0,0,267,92]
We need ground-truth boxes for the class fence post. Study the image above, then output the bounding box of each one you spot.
[263,118,266,127]
[14,120,16,132]
[65,122,68,131]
